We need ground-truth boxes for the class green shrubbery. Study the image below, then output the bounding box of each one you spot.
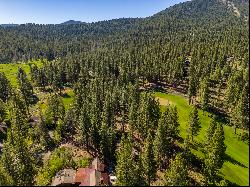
[77,157,92,168]
[36,147,75,185]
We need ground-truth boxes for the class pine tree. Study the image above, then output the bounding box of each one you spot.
[142,130,157,185]
[199,76,209,112]
[37,68,48,90]
[37,109,52,150]
[116,135,137,186]
[204,123,226,185]
[137,93,150,140]
[205,116,217,145]
[183,134,192,164]
[134,156,147,186]
[77,104,91,150]
[230,84,249,133]
[1,97,35,185]
[99,121,110,161]
[168,106,180,140]
[17,67,34,115]
[8,91,29,133]
[0,160,13,185]
[63,107,76,136]
[0,99,7,123]
[128,100,138,133]
[0,72,11,102]
[45,93,65,125]
[30,64,39,85]
[148,95,161,129]
[224,70,244,110]
[99,96,116,162]
[164,153,189,186]
[188,65,197,105]
[153,109,171,169]
[187,105,201,141]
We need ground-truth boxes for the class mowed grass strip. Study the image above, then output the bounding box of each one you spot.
[154,92,249,186]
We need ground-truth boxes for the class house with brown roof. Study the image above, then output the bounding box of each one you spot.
[51,157,110,186]
[75,157,110,186]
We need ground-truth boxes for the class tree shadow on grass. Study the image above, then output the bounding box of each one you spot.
[224,153,247,169]
[206,107,229,124]
[226,180,239,186]
[214,173,239,186]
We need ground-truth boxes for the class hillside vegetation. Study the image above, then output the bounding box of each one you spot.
[0,0,249,186]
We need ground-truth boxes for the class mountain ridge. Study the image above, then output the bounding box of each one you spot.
[1,0,248,25]
[60,20,83,25]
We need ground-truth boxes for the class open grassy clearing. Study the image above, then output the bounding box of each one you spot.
[154,92,249,186]
[0,60,43,87]
[0,61,74,114]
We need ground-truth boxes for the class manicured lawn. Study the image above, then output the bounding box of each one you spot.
[154,92,249,186]
[0,60,43,87]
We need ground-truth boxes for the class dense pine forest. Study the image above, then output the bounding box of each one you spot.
[0,0,249,186]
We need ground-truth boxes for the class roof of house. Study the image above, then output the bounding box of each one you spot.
[51,169,76,186]
[89,169,101,186]
[91,157,105,172]
[75,168,102,186]
[75,168,94,185]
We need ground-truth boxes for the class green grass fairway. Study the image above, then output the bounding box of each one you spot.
[154,92,249,186]
[62,89,74,110]
[0,60,43,87]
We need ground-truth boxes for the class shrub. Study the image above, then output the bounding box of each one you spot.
[35,147,75,185]
[77,157,92,168]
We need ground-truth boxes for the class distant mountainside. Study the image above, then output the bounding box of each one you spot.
[0,0,248,63]
[152,0,248,22]
[61,20,83,25]
[0,24,19,28]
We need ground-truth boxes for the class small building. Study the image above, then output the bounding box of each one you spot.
[51,157,110,186]
[75,158,110,186]
[51,169,76,186]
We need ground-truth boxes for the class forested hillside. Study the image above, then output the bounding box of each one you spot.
[0,0,249,186]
